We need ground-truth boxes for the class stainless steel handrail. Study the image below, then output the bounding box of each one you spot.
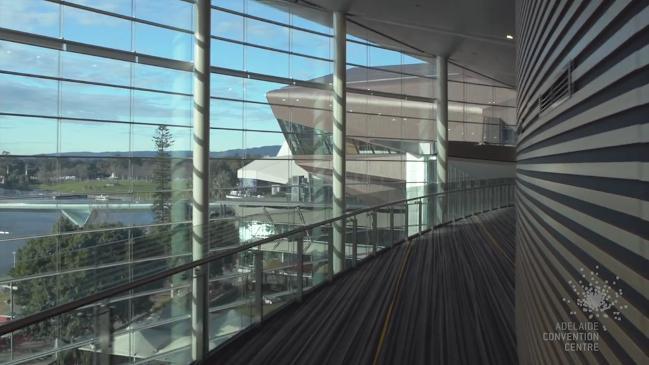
[0,180,513,336]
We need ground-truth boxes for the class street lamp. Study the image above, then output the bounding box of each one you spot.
[0,284,17,361]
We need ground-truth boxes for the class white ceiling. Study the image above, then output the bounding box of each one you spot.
[295,0,516,87]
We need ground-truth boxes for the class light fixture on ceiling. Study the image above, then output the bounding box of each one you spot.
[506,34,514,40]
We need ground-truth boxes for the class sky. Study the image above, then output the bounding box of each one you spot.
[0,0,503,156]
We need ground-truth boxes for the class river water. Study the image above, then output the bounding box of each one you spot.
[0,187,154,276]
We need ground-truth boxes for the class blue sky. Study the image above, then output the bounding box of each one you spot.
[0,0,438,156]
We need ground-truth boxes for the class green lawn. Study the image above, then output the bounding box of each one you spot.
[35,180,158,194]
[0,291,9,316]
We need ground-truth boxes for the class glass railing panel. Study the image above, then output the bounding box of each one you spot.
[395,204,403,242]
[1,268,195,365]
[374,209,388,250]
[354,212,372,261]
[118,269,193,364]
[260,238,298,317]
[303,225,329,289]
[207,250,255,350]
[1,316,58,364]
[344,217,355,267]
[0,180,516,363]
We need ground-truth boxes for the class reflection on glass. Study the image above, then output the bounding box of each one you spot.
[0,116,57,155]
[61,51,131,86]
[211,73,245,100]
[0,40,59,77]
[245,103,284,132]
[135,23,193,61]
[291,55,332,81]
[61,81,131,121]
[245,46,289,78]
[212,9,244,40]
[291,28,331,59]
[67,0,132,16]
[0,74,58,116]
[211,99,244,129]
[245,17,289,51]
[0,0,60,37]
[135,0,192,30]
[212,39,244,69]
[60,120,130,155]
[133,90,192,126]
[134,63,192,94]
[63,5,132,51]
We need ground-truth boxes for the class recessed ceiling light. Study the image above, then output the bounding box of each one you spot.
[506,34,514,40]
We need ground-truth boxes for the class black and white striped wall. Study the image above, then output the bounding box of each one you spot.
[515,1,648,364]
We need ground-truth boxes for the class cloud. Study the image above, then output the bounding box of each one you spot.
[0,0,60,36]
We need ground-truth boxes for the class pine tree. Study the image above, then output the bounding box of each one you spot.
[151,125,174,226]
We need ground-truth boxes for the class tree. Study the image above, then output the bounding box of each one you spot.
[151,125,174,226]
[210,159,238,201]
[1,154,31,189]
[10,218,143,363]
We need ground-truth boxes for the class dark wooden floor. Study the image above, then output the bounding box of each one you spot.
[201,208,516,365]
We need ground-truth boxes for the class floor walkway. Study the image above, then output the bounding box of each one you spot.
[202,208,516,365]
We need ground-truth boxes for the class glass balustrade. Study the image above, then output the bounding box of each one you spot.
[0,179,514,364]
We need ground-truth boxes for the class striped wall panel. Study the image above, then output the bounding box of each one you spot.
[515,1,648,364]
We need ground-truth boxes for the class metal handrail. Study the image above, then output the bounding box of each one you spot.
[0,179,513,336]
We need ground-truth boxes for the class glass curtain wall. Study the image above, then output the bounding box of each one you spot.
[0,0,516,362]
[0,0,197,363]
[0,0,196,307]
[448,63,517,145]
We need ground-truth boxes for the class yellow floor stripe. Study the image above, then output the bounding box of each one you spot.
[372,240,414,365]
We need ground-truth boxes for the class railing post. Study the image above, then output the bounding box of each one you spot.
[462,182,469,218]
[496,185,500,208]
[418,199,423,235]
[488,185,492,210]
[352,217,358,267]
[404,202,409,238]
[432,195,436,227]
[372,211,378,254]
[296,234,304,302]
[96,303,112,365]
[255,250,263,321]
[480,184,486,213]
[328,226,334,280]
[389,206,395,244]
[460,188,464,218]
[448,192,452,221]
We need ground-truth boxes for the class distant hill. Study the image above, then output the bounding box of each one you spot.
[50,145,282,158]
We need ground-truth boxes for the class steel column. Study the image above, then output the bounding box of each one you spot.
[331,11,347,274]
[191,0,211,360]
[296,234,304,301]
[435,56,448,226]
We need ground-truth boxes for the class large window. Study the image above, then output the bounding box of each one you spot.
[0,1,196,363]
[0,1,516,363]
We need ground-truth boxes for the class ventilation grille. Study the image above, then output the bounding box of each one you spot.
[538,62,572,113]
